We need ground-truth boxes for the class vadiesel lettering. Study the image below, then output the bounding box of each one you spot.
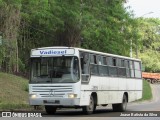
[40,50,67,55]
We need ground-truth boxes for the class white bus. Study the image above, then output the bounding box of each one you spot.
[29,47,142,114]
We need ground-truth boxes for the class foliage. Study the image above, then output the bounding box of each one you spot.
[0,0,21,73]
[81,0,134,56]
[0,0,145,73]
[136,18,160,72]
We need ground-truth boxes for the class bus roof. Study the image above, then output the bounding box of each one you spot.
[31,46,141,61]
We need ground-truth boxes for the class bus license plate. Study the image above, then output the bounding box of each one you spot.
[43,100,60,104]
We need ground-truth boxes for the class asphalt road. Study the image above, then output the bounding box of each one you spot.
[127,84,160,111]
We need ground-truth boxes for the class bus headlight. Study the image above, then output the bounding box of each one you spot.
[30,94,37,99]
[68,93,77,98]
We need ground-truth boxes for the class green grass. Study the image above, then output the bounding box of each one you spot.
[140,79,153,101]
[0,72,32,110]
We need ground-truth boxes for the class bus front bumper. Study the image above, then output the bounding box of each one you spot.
[29,98,80,106]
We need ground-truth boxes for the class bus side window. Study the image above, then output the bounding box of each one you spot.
[118,59,126,77]
[90,54,98,64]
[80,52,90,82]
[90,54,94,64]
[99,56,109,76]
[130,61,135,78]
[107,57,113,66]
[90,54,99,75]
[80,52,89,74]
[116,58,120,67]
[97,56,102,65]
[113,58,116,66]
[134,61,141,78]
[121,59,125,67]
[108,57,118,76]
[125,60,130,77]
[102,56,107,65]
[94,55,97,64]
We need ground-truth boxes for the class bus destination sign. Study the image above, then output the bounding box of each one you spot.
[31,49,75,56]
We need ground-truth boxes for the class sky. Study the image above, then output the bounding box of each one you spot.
[125,0,160,18]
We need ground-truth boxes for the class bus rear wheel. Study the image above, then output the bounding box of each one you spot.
[82,95,96,114]
[112,94,127,112]
[45,105,57,115]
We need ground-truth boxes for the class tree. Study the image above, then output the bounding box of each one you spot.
[136,18,160,72]
[0,0,137,75]
[0,0,21,73]
[81,0,135,56]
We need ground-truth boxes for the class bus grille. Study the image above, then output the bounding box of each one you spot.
[31,85,73,98]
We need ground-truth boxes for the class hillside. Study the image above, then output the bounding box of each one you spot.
[0,72,30,110]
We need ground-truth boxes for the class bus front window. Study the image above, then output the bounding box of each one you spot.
[30,56,80,83]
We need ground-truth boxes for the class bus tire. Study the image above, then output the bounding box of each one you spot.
[45,105,57,115]
[112,94,127,112]
[82,95,96,114]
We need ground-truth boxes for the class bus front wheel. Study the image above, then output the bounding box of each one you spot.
[112,94,127,112]
[45,105,57,115]
[82,95,96,114]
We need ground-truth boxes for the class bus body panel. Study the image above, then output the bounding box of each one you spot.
[80,76,142,105]
[29,47,142,109]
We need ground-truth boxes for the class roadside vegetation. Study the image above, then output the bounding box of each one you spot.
[0,0,137,74]
[140,79,153,101]
[0,72,31,110]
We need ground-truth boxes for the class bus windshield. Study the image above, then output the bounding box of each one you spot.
[30,56,80,83]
